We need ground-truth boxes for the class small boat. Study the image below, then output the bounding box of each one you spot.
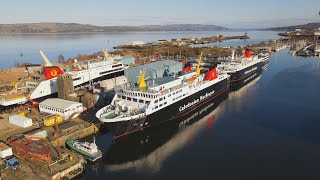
[66,138,102,162]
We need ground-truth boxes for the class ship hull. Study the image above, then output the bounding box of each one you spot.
[229,61,263,83]
[229,68,263,91]
[102,78,229,138]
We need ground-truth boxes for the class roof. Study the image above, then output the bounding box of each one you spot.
[0,142,10,151]
[40,98,82,110]
[129,60,181,71]
[6,157,19,165]
[9,115,32,121]
[58,121,77,130]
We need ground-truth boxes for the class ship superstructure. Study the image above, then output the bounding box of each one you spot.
[0,50,125,106]
[96,52,229,138]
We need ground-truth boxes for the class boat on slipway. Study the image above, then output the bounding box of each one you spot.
[0,50,124,107]
[66,139,102,162]
[96,52,229,138]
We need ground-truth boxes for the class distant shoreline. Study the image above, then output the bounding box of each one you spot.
[0,22,231,34]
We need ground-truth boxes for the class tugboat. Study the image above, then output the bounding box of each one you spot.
[66,138,102,162]
[96,52,229,138]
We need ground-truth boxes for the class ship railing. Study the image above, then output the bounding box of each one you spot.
[48,153,69,167]
[101,105,145,119]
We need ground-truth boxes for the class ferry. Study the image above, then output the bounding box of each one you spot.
[96,52,229,138]
[0,50,124,107]
[66,139,102,162]
[217,49,268,83]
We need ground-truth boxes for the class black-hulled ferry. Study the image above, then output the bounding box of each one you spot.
[96,53,229,138]
[217,49,268,83]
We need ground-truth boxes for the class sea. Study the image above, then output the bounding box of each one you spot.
[1,30,320,180]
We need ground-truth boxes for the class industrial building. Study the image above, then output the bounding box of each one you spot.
[9,115,33,128]
[0,142,13,159]
[124,60,182,83]
[39,98,83,120]
[57,74,74,100]
[119,56,135,66]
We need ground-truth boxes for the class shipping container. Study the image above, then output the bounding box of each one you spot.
[44,115,63,126]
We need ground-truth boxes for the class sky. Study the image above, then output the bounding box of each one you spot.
[1,0,320,28]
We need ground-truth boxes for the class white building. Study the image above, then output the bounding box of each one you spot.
[39,98,83,120]
[129,41,145,46]
[9,115,33,128]
[0,142,13,159]
[314,31,320,36]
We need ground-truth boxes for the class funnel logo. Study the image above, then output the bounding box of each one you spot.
[51,69,58,77]
[211,71,215,77]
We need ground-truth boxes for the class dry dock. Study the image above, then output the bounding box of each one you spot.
[0,109,99,179]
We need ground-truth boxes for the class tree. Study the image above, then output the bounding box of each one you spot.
[57,54,65,63]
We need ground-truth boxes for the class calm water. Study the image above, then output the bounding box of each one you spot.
[81,50,320,180]
[0,30,277,69]
[2,31,320,179]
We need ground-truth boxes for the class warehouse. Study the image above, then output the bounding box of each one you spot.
[0,142,13,159]
[39,98,83,120]
[124,60,182,83]
[9,115,33,128]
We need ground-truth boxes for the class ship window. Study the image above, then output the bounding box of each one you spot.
[112,64,122,68]
[155,100,158,103]
[127,97,132,101]
[146,101,150,104]
[159,104,163,107]
[133,98,137,102]
[164,102,167,105]
[168,94,171,97]
[139,99,144,103]
[173,98,176,101]
[159,98,163,101]
[121,96,125,99]
[155,106,158,109]
[73,77,81,81]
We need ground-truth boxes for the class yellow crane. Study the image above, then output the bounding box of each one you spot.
[196,51,203,75]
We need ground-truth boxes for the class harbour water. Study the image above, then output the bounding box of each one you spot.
[0,30,277,69]
[1,31,320,179]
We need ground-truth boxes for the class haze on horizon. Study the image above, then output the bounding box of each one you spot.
[1,0,319,29]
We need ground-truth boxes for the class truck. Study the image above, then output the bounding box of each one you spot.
[5,157,19,171]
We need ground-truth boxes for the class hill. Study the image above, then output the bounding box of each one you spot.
[267,22,320,31]
[0,23,228,34]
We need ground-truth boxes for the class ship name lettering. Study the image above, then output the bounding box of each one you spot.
[244,67,257,75]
